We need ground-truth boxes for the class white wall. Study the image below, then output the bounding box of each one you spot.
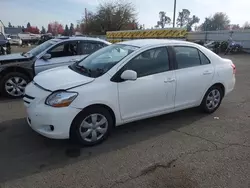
[0,21,4,35]
[187,30,250,49]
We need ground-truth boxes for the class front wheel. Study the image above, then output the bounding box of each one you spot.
[6,43,11,54]
[70,107,114,146]
[200,86,223,113]
[0,72,30,98]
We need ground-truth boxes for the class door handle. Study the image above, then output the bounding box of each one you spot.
[164,78,176,83]
[203,70,212,75]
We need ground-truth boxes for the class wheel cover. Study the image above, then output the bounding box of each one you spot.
[79,113,108,143]
[5,77,27,97]
[206,89,221,110]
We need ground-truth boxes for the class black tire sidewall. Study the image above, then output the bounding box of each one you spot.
[0,72,30,98]
[201,86,223,113]
[70,107,113,146]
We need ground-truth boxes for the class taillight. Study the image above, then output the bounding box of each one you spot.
[231,63,236,74]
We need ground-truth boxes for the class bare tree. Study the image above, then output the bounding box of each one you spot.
[80,0,137,34]
[96,1,137,32]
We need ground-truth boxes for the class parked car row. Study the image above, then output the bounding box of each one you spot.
[0,36,111,98]
[7,35,22,46]
[21,39,235,146]
[193,40,243,54]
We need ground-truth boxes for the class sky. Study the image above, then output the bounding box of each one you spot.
[1,0,250,29]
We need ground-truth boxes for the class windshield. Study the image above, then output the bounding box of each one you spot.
[10,35,19,39]
[25,39,58,57]
[72,44,139,78]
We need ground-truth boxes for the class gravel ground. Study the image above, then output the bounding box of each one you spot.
[0,53,249,188]
[10,45,34,54]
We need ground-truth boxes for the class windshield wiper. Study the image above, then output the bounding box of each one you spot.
[75,64,92,76]
[96,68,104,74]
[21,52,31,57]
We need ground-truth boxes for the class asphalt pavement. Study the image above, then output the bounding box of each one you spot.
[0,54,249,188]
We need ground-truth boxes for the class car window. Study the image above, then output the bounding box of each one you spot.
[74,44,139,78]
[174,46,201,69]
[25,39,57,57]
[199,51,210,65]
[79,42,107,55]
[10,35,19,39]
[48,41,78,58]
[125,47,169,78]
[50,44,64,52]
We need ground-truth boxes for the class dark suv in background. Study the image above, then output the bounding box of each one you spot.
[0,36,110,98]
[0,32,11,55]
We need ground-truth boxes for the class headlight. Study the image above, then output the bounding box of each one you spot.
[45,91,78,107]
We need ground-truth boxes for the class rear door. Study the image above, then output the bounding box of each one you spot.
[34,40,80,74]
[171,45,215,108]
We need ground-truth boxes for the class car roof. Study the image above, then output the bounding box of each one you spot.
[54,36,111,44]
[118,39,196,48]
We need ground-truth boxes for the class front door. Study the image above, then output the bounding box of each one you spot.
[34,40,82,74]
[172,46,215,108]
[117,47,176,120]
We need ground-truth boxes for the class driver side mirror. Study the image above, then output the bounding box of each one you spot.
[121,70,137,81]
[42,53,51,60]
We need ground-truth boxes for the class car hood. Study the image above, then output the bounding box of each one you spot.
[0,53,33,64]
[33,66,95,91]
[0,53,26,61]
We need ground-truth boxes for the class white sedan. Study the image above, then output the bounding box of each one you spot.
[23,39,236,146]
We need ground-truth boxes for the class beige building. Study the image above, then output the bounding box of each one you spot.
[0,20,4,34]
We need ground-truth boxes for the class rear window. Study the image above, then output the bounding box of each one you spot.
[174,46,210,69]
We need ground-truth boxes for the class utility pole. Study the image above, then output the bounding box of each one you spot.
[173,0,176,28]
[85,8,88,34]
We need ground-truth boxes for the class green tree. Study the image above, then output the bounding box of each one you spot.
[41,26,46,34]
[156,11,171,28]
[69,23,74,36]
[187,15,200,31]
[75,24,80,32]
[27,22,31,28]
[200,12,230,31]
[8,22,13,27]
[243,22,250,29]
[177,9,190,27]
[177,9,200,31]
[64,24,69,36]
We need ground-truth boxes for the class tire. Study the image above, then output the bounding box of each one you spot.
[0,72,30,98]
[6,45,11,54]
[200,85,223,113]
[70,106,114,146]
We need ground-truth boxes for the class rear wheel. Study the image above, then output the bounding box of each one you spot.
[200,86,223,113]
[0,72,30,98]
[70,107,114,146]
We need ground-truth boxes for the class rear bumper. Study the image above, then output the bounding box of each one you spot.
[225,76,235,96]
